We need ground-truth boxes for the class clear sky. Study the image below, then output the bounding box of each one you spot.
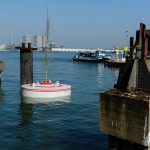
[0,0,149,49]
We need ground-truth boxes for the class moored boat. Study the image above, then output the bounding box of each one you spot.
[73,50,106,63]
[105,58,126,68]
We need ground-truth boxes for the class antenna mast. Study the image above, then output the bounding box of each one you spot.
[10,25,12,48]
[45,7,50,82]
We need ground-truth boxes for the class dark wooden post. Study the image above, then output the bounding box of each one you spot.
[0,61,4,84]
[19,43,37,85]
[140,23,146,59]
[129,37,134,59]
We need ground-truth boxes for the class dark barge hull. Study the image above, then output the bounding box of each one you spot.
[105,61,125,68]
[73,58,103,63]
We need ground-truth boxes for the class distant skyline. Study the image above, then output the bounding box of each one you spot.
[0,0,149,49]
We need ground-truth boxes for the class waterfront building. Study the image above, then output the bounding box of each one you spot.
[34,35,43,48]
[22,34,54,49]
[22,35,32,44]
[42,36,47,48]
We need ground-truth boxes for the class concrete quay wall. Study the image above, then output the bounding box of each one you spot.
[100,89,150,147]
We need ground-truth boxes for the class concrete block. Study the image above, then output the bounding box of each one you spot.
[100,89,150,147]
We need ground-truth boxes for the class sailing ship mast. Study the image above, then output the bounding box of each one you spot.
[45,8,50,82]
[9,24,13,48]
[10,25,12,47]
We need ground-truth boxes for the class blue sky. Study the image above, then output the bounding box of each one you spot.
[0,0,149,48]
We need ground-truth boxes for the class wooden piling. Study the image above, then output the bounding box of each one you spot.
[0,61,4,84]
[19,43,37,85]
[129,37,134,59]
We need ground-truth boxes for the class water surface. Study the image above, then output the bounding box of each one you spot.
[0,51,119,150]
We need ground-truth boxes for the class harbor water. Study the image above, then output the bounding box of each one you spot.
[0,51,119,150]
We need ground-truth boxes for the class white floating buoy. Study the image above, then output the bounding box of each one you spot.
[21,80,71,99]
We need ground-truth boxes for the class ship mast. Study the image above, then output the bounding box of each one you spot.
[9,24,13,48]
[45,8,50,82]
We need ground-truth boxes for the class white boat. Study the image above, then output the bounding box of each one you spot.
[21,81,71,98]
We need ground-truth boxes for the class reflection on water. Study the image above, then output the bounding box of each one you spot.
[21,95,71,104]
[19,95,71,127]
[0,87,4,101]
[18,98,53,149]
[19,99,33,126]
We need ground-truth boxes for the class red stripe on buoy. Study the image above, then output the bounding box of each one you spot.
[22,88,71,92]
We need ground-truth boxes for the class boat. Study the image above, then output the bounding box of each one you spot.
[112,45,120,54]
[103,53,112,61]
[21,9,71,100]
[73,50,106,63]
[105,58,126,68]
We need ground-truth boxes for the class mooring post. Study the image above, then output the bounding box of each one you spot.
[100,23,150,150]
[0,61,4,84]
[19,43,37,85]
[129,37,134,59]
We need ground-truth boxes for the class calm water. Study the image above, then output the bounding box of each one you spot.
[0,51,119,150]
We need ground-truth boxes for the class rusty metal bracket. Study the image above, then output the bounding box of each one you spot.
[114,23,150,91]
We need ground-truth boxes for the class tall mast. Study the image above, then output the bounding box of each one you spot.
[46,8,50,49]
[10,25,12,47]
[45,7,50,82]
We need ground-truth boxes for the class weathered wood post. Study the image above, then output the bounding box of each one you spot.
[100,23,150,150]
[0,61,4,84]
[19,43,37,85]
[129,37,134,59]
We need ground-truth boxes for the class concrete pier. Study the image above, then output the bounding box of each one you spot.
[100,89,150,149]
[100,23,150,149]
